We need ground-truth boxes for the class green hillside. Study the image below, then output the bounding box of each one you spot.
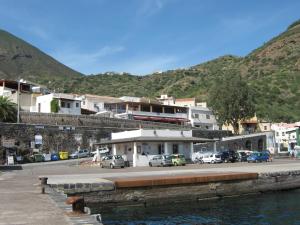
[0,29,82,86]
[1,20,300,122]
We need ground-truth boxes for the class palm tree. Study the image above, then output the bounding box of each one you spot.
[0,96,17,122]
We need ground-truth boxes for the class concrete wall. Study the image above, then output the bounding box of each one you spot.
[112,129,192,140]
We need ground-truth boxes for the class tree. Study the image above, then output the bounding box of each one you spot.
[50,99,59,113]
[0,96,17,122]
[208,71,256,134]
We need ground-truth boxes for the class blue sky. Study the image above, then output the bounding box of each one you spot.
[0,0,299,75]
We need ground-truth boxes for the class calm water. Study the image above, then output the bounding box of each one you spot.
[90,190,300,225]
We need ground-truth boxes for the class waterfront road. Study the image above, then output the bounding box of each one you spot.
[43,158,300,183]
[1,158,300,225]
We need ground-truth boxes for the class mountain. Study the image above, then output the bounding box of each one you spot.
[0,29,82,88]
[0,20,300,122]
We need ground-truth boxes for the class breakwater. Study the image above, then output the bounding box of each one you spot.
[47,170,300,209]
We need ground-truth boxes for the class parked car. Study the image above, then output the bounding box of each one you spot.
[236,151,248,162]
[69,149,89,159]
[247,151,270,163]
[202,153,222,164]
[149,155,173,167]
[237,150,253,157]
[171,154,186,166]
[100,155,125,168]
[221,150,238,163]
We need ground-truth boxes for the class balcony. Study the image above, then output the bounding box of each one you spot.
[130,110,188,120]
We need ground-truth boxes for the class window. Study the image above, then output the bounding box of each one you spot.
[61,102,65,108]
[76,102,79,108]
[83,101,85,105]
[282,132,285,136]
[67,103,71,108]
[172,144,178,154]
[264,126,267,130]
[206,114,210,119]
[194,114,199,119]
[276,132,279,136]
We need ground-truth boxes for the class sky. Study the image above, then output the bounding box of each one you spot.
[0,0,300,75]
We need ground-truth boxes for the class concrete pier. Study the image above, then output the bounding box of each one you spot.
[45,162,300,208]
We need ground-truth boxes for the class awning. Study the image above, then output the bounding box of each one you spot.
[96,136,215,145]
[133,115,189,123]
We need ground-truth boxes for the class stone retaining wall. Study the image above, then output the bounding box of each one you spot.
[57,170,300,209]
[20,112,191,130]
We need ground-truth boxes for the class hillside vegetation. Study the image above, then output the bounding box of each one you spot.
[0,20,300,122]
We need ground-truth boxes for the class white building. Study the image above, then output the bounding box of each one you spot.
[80,94,122,113]
[157,95,218,129]
[271,123,299,153]
[36,93,81,115]
[104,96,189,125]
[189,106,219,130]
[98,129,213,167]
[0,79,47,112]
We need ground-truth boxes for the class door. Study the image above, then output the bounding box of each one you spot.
[172,144,179,154]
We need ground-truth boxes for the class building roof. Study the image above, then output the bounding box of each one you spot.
[83,94,122,103]
[175,98,195,102]
[52,93,81,101]
[98,136,215,145]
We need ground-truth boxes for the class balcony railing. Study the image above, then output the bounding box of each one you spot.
[130,110,188,119]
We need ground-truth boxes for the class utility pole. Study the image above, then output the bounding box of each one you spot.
[17,79,20,123]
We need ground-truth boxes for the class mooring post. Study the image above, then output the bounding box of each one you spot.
[66,196,85,213]
[39,177,48,194]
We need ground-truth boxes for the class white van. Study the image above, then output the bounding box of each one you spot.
[202,153,222,164]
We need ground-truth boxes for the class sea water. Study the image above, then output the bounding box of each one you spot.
[89,189,300,225]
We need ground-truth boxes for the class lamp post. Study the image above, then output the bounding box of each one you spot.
[17,79,20,123]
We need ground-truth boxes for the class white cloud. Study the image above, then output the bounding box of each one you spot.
[136,0,166,17]
[51,45,125,74]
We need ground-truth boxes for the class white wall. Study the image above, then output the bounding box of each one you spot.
[114,140,193,167]
[189,106,219,130]
[36,94,53,113]
[112,129,192,140]
[36,94,81,115]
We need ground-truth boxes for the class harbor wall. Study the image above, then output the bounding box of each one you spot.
[49,170,300,208]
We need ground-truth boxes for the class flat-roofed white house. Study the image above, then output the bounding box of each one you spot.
[36,93,81,115]
[0,79,48,112]
[79,94,122,114]
[189,106,219,130]
[98,129,213,167]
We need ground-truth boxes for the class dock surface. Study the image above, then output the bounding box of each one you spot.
[1,158,300,225]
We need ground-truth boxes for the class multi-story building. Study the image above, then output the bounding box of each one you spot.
[79,94,122,114]
[271,123,300,154]
[188,106,219,130]
[104,96,189,125]
[157,95,219,129]
[0,79,47,112]
[35,93,81,115]
[222,115,272,134]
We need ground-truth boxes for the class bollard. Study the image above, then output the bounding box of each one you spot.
[66,196,85,213]
[39,177,48,194]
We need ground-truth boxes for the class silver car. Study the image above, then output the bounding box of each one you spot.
[149,155,173,167]
[100,155,125,169]
[69,149,89,159]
